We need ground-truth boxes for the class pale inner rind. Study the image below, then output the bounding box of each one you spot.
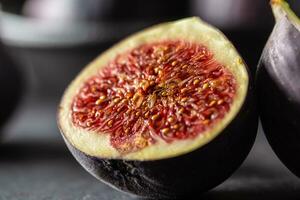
[58,17,249,160]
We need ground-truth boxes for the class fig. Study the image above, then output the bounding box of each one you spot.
[58,17,258,199]
[257,0,300,177]
[0,44,22,129]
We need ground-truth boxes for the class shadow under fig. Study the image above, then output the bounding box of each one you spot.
[137,163,300,200]
[202,185,300,200]
[138,183,300,200]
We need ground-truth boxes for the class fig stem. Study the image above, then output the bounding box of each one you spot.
[271,0,300,28]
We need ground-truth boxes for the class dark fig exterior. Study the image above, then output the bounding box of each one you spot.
[62,78,257,199]
[257,1,300,177]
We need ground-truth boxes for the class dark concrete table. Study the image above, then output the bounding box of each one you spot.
[1,95,300,200]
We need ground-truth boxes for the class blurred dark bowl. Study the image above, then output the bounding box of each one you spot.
[0,42,23,131]
[190,0,273,30]
[0,11,151,98]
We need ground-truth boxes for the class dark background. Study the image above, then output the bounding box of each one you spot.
[0,0,300,199]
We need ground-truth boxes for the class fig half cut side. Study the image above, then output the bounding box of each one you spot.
[58,17,258,199]
[257,0,300,177]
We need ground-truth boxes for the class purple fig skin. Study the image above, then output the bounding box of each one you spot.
[257,10,300,178]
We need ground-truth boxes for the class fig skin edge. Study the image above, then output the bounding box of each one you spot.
[257,0,300,177]
[58,17,258,199]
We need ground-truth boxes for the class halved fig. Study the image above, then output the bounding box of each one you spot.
[58,17,258,198]
[257,0,300,177]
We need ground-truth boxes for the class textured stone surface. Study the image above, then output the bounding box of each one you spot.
[1,96,300,200]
